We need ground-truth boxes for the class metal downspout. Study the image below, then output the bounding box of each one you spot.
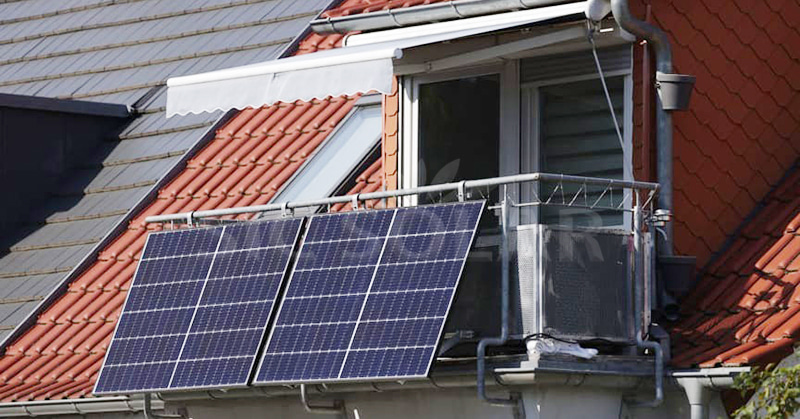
[609,0,673,256]
[628,199,664,408]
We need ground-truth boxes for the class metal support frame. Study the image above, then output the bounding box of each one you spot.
[421,26,586,73]
[300,384,346,416]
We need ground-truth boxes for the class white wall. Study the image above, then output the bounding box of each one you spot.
[173,384,730,419]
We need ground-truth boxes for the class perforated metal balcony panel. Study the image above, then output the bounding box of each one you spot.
[254,201,485,384]
[94,218,303,394]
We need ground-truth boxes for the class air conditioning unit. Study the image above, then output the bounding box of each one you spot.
[515,224,637,344]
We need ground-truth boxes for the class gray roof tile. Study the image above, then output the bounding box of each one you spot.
[0,0,321,332]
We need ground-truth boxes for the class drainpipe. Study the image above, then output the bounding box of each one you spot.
[670,368,746,419]
[476,186,519,409]
[609,0,674,256]
[629,198,664,408]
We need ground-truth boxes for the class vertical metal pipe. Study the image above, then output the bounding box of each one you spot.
[144,394,183,419]
[628,199,664,407]
[476,185,515,407]
[299,384,346,416]
[611,0,674,256]
[641,5,652,182]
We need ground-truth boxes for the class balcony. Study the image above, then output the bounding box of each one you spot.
[146,172,663,405]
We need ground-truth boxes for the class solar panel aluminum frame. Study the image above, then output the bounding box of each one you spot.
[253,200,486,385]
[94,218,304,395]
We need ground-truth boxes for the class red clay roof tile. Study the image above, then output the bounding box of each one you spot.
[671,166,800,367]
[0,0,411,400]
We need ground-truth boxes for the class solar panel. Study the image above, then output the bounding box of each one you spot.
[254,201,484,384]
[94,218,303,394]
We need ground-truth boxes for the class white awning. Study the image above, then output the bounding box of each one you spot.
[166,2,587,117]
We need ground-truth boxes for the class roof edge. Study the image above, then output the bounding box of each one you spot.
[310,0,576,34]
[0,109,237,352]
[0,93,130,119]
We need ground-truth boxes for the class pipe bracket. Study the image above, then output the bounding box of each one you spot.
[300,384,346,416]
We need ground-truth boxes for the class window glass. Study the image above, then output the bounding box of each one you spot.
[418,75,500,227]
[538,77,625,227]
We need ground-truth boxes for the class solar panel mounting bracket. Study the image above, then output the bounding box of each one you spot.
[438,330,475,356]
[351,194,360,210]
[185,211,194,227]
[457,181,467,202]
[281,202,293,218]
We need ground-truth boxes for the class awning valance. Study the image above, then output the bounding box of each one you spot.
[166,2,587,117]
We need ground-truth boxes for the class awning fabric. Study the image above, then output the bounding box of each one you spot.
[166,2,587,117]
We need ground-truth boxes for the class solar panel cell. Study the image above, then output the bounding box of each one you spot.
[304,210,393,242]
[171,357,253,389]
[285,267,373,297]
[360,289,451,320]
[124,281,205,311]
[350,318,442,349]
[297,239,385,270]
[145,228,223,258]
[114,308,194,338]
[255,201,484,384]
[95,218,303,394]
[276,294,363,325]
[339,347,430,379]
[104,335,185,365]
[371,261,462,292]
[200,274,283,305]
[133,255,214,286]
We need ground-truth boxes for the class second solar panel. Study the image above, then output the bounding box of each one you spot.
[254,201,484,384]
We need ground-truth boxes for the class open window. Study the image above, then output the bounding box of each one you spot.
[401,46,633,228]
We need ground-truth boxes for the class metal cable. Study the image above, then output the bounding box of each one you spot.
[588,26,634,181]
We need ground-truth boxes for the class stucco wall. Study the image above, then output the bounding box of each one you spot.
[166,385,728,419]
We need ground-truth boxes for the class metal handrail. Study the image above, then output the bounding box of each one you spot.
[144,172,659,224]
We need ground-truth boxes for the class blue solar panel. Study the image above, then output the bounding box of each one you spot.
[254,201,484,384]
[94,218,302,395]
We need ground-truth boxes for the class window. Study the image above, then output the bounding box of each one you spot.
[402,46,632,227]
[271,98,382,204]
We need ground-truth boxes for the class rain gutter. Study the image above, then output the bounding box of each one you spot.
[310,0,578,34]
[158,369,649,402]
[669,368,749,419]
[0,396,163,417]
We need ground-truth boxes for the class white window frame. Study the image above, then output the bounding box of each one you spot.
[400,61,520,223]
[399,47,633,228]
